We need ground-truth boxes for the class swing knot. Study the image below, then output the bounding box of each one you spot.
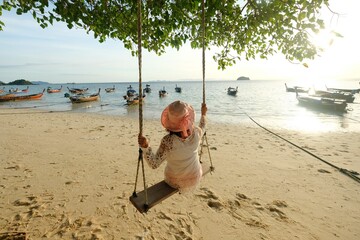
[143,204,149,213]
[138,148,143,161]
[132,191,138,198]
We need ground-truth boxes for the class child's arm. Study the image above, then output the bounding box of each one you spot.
[138,134,169,169]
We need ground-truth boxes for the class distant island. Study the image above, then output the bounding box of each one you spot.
[0,79,49,85]
[237,76,250,80]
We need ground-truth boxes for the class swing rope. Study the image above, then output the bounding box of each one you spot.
[132,0,149,211]
[200,0,214,172]
[131,0,213,213]
[202,0,206,105]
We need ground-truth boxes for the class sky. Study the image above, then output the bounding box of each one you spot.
[0,0,359,84]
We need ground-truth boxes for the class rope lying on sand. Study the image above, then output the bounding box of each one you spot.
[239,109,360,184]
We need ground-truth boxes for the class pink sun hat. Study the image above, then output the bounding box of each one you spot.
[161,100,195,137]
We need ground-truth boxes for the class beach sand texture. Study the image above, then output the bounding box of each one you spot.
[1,108,359,240]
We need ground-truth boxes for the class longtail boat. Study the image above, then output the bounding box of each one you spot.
[21,86,29,92]
[124,85,136,98]
[159,87,167,97]
[296,91,347,113]
[69,88,101,103]
[285,83,309,93]
[125,94,145,105]
[9,88,19,93]
[310,89,355,103]
[0,89,45,102]
[47,85,63,93]
[175,84,182,93]
[105,85,115,93]
[67,87,89,94]
[326,85,360,94]
[144,84,151,93]
[227,86,238,96]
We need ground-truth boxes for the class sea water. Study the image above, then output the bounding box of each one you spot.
[1,79,359,133]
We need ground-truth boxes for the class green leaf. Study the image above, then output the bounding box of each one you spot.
[298,12,306,21]
[331,31,343,38]
[0,0,332,70]
[16,8,22,15]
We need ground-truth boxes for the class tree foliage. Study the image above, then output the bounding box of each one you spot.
[0,0,336,69]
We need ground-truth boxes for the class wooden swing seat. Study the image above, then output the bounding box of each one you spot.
[129,163,213,213]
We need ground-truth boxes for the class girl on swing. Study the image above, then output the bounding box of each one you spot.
[138,100,207,193]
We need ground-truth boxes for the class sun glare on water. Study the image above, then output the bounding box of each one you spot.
[285,112,346,133]
[289,114,327,132]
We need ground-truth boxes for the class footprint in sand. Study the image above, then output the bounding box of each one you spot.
[267,206,286,219]
[263,199,292,223]
[43,215,104,239]
[9,194,52,233]
[196,187,224,210]
[79,194,89,202]
[227,192,293,229]
[13,196,37,207]
[226,193,268,228]
[155,211,194,239]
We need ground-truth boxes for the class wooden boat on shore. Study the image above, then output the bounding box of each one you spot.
[159,87,167,97]
[285,83,309,93]
[175,84,182,93]
[227,86,238,96]
[105,85,115,93]
[47,85,62,93]
[69,88,101,103]
[67,87,89,94]
[0,89,45,102]
[296,91,347,113]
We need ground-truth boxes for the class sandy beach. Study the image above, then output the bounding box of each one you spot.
[1,108,359,240]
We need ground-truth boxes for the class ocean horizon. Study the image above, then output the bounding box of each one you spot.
[1,79,360,133]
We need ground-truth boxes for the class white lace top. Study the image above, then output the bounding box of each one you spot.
[142,115,206,192]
